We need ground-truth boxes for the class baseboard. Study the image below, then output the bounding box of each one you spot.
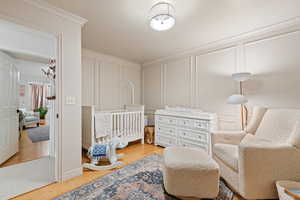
[61,167,83,182]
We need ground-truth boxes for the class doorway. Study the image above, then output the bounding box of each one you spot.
[0,20,58,199]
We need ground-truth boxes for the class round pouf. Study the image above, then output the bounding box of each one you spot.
[163,147,220,199]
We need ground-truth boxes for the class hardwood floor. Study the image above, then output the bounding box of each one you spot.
[12,143,164,200]
[0,128,49,168]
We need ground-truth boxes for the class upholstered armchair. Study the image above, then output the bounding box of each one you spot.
[20,110,40,128]
[212,107,300,199]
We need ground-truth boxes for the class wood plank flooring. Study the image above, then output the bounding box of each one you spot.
[0,128,49,168]
[12,143,164,200]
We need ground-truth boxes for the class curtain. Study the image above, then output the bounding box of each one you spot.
[31,84,47,110]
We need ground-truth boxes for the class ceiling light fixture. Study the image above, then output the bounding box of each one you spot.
[149,2,175,31]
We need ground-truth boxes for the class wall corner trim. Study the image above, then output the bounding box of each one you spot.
[23,0,88,26]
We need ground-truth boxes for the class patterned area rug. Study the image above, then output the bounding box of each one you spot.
[55,154,234,200]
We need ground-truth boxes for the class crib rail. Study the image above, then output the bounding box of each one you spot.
[82,105,144,150]
[112,111,144,143]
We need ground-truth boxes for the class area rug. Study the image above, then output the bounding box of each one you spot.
[54,154,235,200]
[27,125,49,143]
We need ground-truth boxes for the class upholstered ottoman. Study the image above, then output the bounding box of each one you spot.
[163,147,220,199]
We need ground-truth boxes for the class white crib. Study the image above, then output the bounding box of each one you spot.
[82,105,144,150]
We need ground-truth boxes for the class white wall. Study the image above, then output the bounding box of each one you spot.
[0,0,86,181]
[0,20,55,59]
[142,19,300,130]
[82,49,142,110]
[17,59,48,83]
[16,59,50,110]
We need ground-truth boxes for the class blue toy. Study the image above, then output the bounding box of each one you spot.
[83,137,128,170]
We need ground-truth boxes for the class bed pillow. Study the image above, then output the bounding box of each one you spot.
[288,121,300,149]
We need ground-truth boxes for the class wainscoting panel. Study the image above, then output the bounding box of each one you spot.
[164,57,191,107]
[120,65,142,106]
[82,49,142,110]
[142,64,162,112]
[196,47,241,130]
[142,19,300,130]
[244,31,300,109]
[81,57,95,106]
[99,61,122,110]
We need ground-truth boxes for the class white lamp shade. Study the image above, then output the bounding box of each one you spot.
[232,72,252,82]
[149,2,175,31]
[227,94,248,105]
[150,15,175,31]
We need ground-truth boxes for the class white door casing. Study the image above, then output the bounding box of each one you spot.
[0,51,19,165]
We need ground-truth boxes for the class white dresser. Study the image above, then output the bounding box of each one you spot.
[155,107,217,154]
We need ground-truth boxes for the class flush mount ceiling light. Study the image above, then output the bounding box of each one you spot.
[150,2,175,31]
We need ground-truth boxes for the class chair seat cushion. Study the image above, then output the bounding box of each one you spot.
[25,116,38,122]
[214,143,239,172]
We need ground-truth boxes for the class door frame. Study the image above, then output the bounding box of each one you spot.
[0,15,64,182]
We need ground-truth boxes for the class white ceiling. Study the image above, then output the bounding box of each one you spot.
[3,50,50,64]
[45,0,300,64]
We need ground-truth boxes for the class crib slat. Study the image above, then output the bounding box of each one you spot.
[137,112,140,138]
[130,113,133,137]
[127,113,130,138]
[118,113,121,137]
[112,113,116,137]
[116,113,121,136]
[138,112,140,137]
[118,113,123,137]
[123,113,125,138]
[134,113,137,136]
[140,112,143,140]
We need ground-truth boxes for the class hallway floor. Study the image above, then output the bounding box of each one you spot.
[12,143,163,200]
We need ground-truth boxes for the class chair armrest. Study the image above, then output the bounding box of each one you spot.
[238,136,300,199]
[211,130,247,145]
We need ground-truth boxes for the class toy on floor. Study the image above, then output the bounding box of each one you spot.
[83,137,128,170]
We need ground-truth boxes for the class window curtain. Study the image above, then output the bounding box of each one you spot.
[31,84,47,110]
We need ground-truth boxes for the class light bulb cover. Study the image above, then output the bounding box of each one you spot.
[227,94,248,105]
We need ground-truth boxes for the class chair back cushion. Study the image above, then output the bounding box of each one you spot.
[255,109,300,143]
[245,106,267,134]
[288,121,300,149]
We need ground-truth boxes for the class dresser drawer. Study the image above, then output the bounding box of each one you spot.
[178,129,208,143]
[156,116,177,125]
[156,125,176,136]
[178,139,208,152]
[193,120,209,130]
[178,118,192,127]
[156,134,177,147]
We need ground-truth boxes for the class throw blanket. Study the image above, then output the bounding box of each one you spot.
[94,112,112,139]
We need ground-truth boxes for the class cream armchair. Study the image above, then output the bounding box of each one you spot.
[212,107,300,199]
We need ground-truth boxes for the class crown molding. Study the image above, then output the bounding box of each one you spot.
[142,16,300,67]
[23,0,88,26]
